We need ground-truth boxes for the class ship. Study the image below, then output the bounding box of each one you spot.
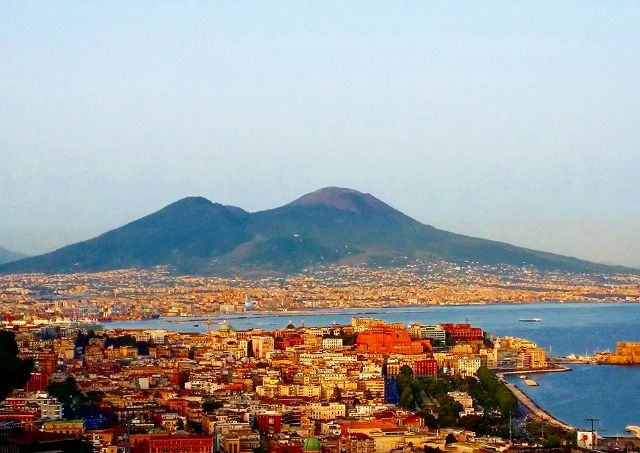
[519,318,542,322]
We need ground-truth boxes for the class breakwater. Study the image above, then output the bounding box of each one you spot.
[505,382,574,432]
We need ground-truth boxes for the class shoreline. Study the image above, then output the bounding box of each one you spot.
[99,300,639,324]
[504,381,575,432]
[499,366,571,376]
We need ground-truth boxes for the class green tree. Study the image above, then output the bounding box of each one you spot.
[48,377,89,418]
[476,367,517,415]
[0,330,34,401]
[400,386,414,408]
[202,398,224,413]
[400,365,414,378]
[543,434,562,447]
[422,414,439,429]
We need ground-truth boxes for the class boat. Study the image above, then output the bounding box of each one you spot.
[519,318,542,322]
[518,375,528,379]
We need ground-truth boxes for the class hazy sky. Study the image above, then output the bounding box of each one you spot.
[1,2,639,267]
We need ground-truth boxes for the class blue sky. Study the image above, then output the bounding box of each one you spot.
[1,1,639,267]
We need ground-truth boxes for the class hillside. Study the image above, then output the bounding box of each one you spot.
[1,187,635,275]
[0,247,25,265]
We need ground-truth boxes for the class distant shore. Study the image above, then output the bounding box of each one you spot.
[102,300,639,324]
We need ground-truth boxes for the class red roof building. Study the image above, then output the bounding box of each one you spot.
[440,323,483,341]
[356,325,424,355]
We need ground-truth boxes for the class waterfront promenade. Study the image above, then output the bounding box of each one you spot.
[505,382,575,432]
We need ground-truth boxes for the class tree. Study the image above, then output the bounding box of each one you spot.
[176,418,185,431]
[422,414,439,429]
[202,398,224,413]
[445,433,457,445]
[0,330,34,401]
[476,367,517,415]
[48,377,88,418]
[400,365,414,378]
[543,434,562,448]
[400,386,414,408]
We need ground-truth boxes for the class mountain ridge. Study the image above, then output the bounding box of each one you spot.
[0,246,26,265]
[1,187,636,275]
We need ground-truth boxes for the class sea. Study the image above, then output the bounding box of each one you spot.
[107,302,640,435]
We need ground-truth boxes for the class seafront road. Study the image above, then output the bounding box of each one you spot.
[505,382,575,432]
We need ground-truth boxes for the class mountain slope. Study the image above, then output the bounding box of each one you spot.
[0,246,25,265]
[0,188,635,275]
[0,197,250,274]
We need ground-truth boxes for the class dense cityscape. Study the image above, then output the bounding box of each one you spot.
[1,265,639,452]
[3,307,567,453]
[1,264,639,325]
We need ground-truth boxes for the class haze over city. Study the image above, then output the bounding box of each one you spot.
[1,1,639,267]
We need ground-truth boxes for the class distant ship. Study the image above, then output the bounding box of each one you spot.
[519,318,542,322]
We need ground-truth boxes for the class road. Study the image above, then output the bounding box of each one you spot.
[505,382,575,432]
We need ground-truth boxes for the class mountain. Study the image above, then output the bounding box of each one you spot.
[0,187,635,275]
[0,197,250,274]
[0,246,25,265]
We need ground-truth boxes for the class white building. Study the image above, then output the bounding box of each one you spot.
[322,338,343,349]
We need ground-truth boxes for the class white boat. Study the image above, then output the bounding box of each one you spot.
[519,318,542,322]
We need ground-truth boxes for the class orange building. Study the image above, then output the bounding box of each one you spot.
[356,325,424,355]
[131,434,213,453]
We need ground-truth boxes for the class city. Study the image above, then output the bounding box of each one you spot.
[1,264,639,325]
[2,312,573,453]
[2,2,639,452]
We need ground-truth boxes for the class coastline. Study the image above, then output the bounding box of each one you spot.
[101,300,639,324]
[504,381,575,432]
[499,366,570,376]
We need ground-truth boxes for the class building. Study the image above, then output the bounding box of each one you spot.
[456,356,481,377]
[441,324,483,341]
[4,392,62,420]
[42,420,84,436]
[303,437,322,453]
[305,402,346,421]
[146,434,213,453]
[256,412,282,434]
[408,324,447,343]
[413,359,438,377]
[252,336,275,359]
[322,337,344,349]
[356,326,424,355]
